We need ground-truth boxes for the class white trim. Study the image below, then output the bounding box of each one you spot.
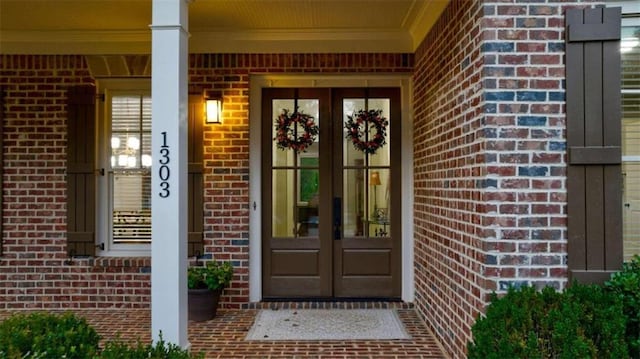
[150,0,190,347]
[190,30,414,54]
[249,74,414,303]
[400,79,415,302]
[623,156,640,162]
[248,78,262,302]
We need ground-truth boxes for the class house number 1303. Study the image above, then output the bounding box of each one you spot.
[158,132,170,198]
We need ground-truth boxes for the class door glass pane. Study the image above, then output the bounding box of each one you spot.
[368,99,391,166]
[298,157,319,203]
[272,99,320,163]
[343,168,365,237]
[343,99,366,166]
[271,98,320,239]
[297,166,319,238]
[342,97,392,239]
[343,98,391,167]
[271,168,320,238]
[368,168,390,237]
[272,169,295,238]
[272,100,295,166]
[343,164,391,238]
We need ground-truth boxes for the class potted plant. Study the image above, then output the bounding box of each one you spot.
[187,261,233,321]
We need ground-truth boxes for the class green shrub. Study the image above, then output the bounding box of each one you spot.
[468,284,628,359]
[467,286,556,359]
[552,283,628,358]
[606,255,640,357]
[0,312,100,359]
[0,313,203,359]
[99,333,203,359]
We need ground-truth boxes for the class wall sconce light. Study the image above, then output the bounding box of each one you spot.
[205,97,222,124]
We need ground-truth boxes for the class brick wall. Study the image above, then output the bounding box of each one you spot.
[412,1,486,356]
[412,0,600,357]
[0,55,113,309]
[0,53,412,309]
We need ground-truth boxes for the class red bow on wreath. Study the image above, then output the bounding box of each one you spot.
[345,109,388,155]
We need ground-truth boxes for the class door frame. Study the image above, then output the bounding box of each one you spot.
[249,74,414,302]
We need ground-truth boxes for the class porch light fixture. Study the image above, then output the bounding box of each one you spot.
[205,97,222,124]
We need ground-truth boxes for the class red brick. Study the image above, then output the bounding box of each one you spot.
[517,66,547,77]
[531,54,561,65]
[497,29,528,40]
[516,42,547,52]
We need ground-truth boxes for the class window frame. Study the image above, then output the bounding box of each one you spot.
[621,14,640,165]
[621,14,640,261]
[96,79,152,257]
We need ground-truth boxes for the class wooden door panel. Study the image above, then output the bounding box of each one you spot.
[335,277,394,297]
[269,278,323,297]
[271,250,320,276]
[342,250,391,275]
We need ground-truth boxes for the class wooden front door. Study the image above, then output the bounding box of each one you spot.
[262,88,401,299]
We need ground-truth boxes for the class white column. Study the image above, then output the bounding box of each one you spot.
[150,0,189,348]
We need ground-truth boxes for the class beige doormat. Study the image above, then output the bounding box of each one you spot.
[245,309,411,341]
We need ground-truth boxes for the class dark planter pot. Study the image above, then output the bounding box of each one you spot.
[188,288,222,322]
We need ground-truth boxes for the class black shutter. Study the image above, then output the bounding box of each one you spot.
[66,85,97,257]
[188,95,204,257]
[566,7,622,283]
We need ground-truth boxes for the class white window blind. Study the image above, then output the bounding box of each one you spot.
[111,95,152,244]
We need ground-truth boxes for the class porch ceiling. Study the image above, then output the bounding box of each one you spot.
[0,0,449,55]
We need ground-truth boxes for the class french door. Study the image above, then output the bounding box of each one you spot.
[262,88,401,299]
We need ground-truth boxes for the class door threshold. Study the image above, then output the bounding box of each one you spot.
[246,299,412,310]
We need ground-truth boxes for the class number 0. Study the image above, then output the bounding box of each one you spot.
[159,165,170,181]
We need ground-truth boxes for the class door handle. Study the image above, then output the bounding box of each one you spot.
[625,203,631,208]
[333,197,342,240]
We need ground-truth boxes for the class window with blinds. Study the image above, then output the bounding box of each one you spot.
[622,22,640,261]
[110,95,152,244]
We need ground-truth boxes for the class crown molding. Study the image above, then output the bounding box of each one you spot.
[408,1,449,51]
[190,29,413,53]
[0,28,415,54]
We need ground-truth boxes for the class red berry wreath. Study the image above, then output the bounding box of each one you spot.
[274,109,318,153]
[345,109,388,154]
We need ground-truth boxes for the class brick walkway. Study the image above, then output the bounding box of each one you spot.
[0,307,447,358]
